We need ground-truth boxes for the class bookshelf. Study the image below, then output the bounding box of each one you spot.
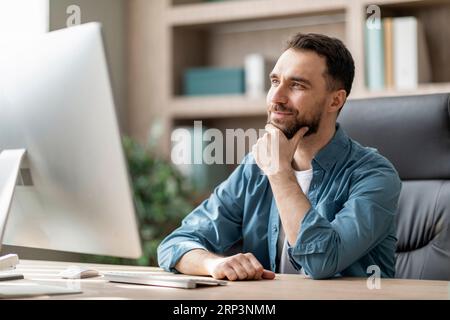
[127,0,450,187]
[163,0,450,113]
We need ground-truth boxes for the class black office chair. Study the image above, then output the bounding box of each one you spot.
[339,93,450,280]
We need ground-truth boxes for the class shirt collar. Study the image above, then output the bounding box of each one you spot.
[312,122,350,171]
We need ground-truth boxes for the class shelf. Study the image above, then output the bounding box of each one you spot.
[170,83,450,120]
[167,0,347,26]
[170,95,266,119]
[352,83,450,100]
[361,0,450,7]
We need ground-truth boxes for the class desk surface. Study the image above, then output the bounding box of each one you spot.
[7,260,449,300]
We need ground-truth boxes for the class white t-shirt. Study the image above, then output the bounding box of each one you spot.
[277,169,313,274]
[294,169,313,196]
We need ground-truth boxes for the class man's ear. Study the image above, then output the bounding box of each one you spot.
[328,89,347,114]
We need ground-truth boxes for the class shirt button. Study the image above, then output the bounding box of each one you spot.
[273,226,278,232]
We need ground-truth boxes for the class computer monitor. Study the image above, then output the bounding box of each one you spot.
[0,23,142,259]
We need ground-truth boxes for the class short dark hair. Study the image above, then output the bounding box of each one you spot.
[285,33,355,97]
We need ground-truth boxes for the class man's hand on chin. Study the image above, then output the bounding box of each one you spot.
[252,124,309,176]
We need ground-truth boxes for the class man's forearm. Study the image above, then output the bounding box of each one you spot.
[268,171,312,246]
[175,249,220,276]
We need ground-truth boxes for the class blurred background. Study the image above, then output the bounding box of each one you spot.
[1,0,449,266]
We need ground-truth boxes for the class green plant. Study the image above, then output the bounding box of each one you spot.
[124,135,196,266]
[81,135,195,266]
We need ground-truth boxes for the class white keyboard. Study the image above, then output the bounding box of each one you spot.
[102,271,227,289]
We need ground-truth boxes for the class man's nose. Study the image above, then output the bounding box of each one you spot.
[270,84,288,105]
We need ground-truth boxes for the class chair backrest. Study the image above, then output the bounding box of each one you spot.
[338,93,450,280]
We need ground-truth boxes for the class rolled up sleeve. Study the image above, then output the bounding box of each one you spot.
[157,156,252,272]
[287,166,402,279]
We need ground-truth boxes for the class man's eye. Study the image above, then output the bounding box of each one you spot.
[271,79,279,85]
[292,82,305,89]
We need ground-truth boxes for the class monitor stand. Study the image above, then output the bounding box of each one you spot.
[0,149,26,275]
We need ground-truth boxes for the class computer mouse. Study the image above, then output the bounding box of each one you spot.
[59,266,100,279]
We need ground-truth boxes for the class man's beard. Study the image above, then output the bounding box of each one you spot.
[267,103,322,140]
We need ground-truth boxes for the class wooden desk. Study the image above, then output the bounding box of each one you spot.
[8,260,449,300]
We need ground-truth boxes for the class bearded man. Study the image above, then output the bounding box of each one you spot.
[158,33,402,280]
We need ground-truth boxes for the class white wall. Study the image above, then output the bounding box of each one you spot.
[0,0,48,45]
[49,0,128,133]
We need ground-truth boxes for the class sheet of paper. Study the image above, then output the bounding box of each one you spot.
[0,281,82,299]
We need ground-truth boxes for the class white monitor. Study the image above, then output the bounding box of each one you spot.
[0,23,142,259]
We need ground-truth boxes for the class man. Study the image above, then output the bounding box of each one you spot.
[158,33,402,280]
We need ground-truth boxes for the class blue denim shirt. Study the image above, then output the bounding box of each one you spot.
[158,123,402,279]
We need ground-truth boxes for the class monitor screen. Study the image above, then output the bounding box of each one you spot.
[0,23,142,259]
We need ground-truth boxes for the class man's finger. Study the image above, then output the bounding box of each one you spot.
[262,269,276,280]
[291,126,309,146]
[223,266,238,281]
[231,261,248,280]
[265,124,281,137]
[245,253,265,280]
[239,256,257,280]
[300,126,310,137]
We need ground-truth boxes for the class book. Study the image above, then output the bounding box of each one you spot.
[184,67,245,96]
[393,16,431,90]
[365,22,385,91]
[244,54,271,99]
[383,18,394,89]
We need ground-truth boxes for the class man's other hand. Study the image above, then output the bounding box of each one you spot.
[205,252,276,281]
